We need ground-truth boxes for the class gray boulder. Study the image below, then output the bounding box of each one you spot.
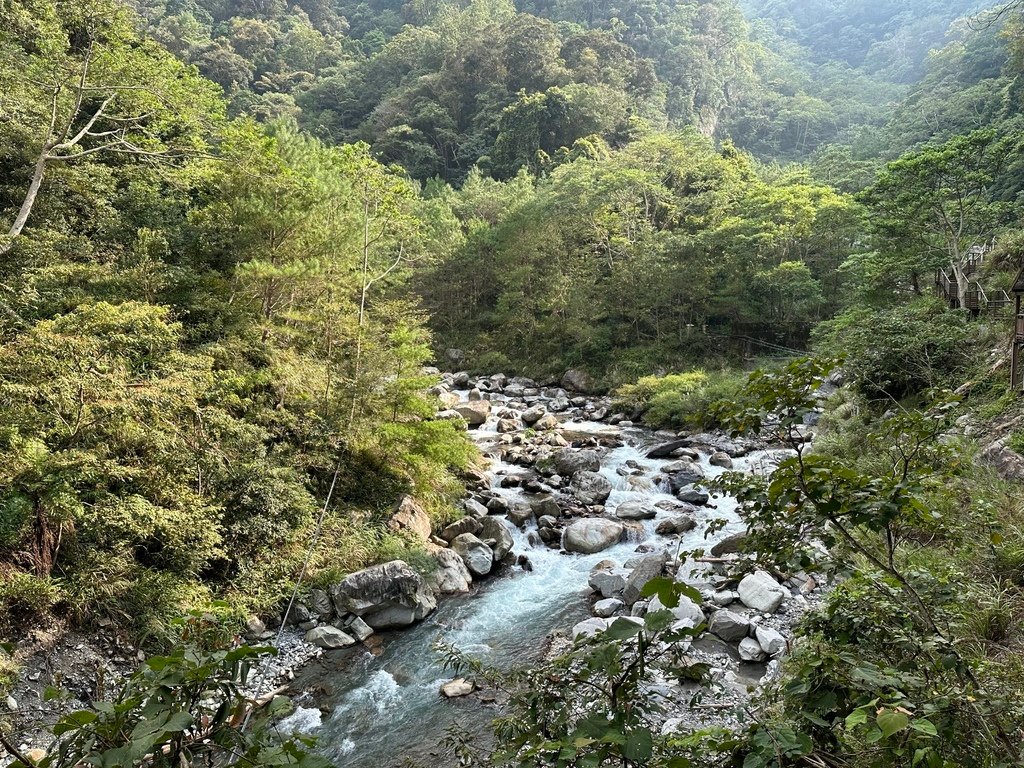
[593,598,624,618]
[614,501,657,520]
[572,617,609,639]
[655,515,696,535]
[304,626,356,649]
[561,369,595,393]
[738,636,767,662]
[433,548,473,594]
[553,448,601,476]
[341,616,374,642]
[646,440,689,459]
[755,625,787,656]
[709,452,733,469]
[738,571,787,614]
[330,560,436,629]
[710,532,747,556]
[665,465,706,493]
[589,567,630,597]
[563,518,624,554]
[622,551,666,606]
[478,516,515,562]
[521,405,546,425]
[570,471,613,505]
[454,400,490,426]
[451,533,494,577]
[649,594,705,627]
[309,588,333,619]
[440,516,482,542]
[677,488,710,505]
[708,610,751,642]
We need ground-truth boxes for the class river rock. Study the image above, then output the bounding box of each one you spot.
[570,471,613,505]
[710,590,738,607]
[521,405,546,425]
[649,594,705,626]
[665,465,706,493]
[738,571,787,614]
[454,400,490,427]
[572,617,609,639]
[534,414,560,430]
[738,636,767,662]
[655,515,696,535]
[614,501,657,520]
[340,616,374,642]
[676,488,710,505]
[329,560,436,629]
[388,495,432,542]
[440,516,482,542]
[755,625,787,656]
[710,531,747,556]
[553,448,601,476]
[562,369,595,393]
[304,626,356,649]
[709,451,733,469]
[646,440,689,459]
[451,533,494,577]
[622,551,666,606]
[531,497,560,519]
[507,503,534,528]
[309,588,333,619]
[433,548,473,594]
[440,678,475,698]
[708,610,751,642]
[593,598,624,618]
[589,567,630,598]
[486,496,510,516]
[464,498,489,517]
[478,516,514,561]
[563,518,624,554]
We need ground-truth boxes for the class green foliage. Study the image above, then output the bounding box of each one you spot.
[26,642,330,768]
[614,370,745,429]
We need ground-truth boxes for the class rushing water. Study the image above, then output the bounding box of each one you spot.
[287,391,771,768]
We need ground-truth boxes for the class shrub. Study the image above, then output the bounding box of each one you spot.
[0,572,60,629]
[613,369,744,430]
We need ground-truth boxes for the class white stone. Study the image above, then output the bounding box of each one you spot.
[304,626,356,649]
[572,617,609,639]
[563,518,624,554]
[738,636,767,662]
[593,598,624,618]
[440,678,475,698]
[738,570,787,614]
[755,626,787,656]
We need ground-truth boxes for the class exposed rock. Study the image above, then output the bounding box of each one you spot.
[468,388,483,401]
[553,448,601,476]
[710,590,738,607]
[342,616,374,642]
[646,440,690,459]
[486,496,510,516]
[309,588,333,619]
[329,560,436,629]
[708,610,751,643]
[454,400,490,426]
[614,501,657,520]
[388,495,432,542]
[506,503,534,528]
[562,369,595,393]
[433,548,473,594]
[738,636,767,662]
[710,531,747,556]
[676,488,710,505]
[478,516,515,561]
[709,452,733,469]
[534,414,560,430]
[979,437,1024,481]
[738,571,787,614]
[588,567,630,598]
[497,418,519,432]
[563,518,624,554]
[463,498,489,517]
[665,465,706,493]
[655,515,697,535]
[440,516,482,542]
[451,533,494,577]
[572,617,609,639]
[440,678,475,698]
[531,497,561,518]
[593,598,624,618]
[304,626,356,649]
[244,616,267,640]
[622,551,666,606]
[755,625,787,656]
[649,594,704,627]
[521,405,546,425]
[570,471,613,505]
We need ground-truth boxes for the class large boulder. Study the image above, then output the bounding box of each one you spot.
[738,571,787,614]
[440,516,482,543]
[655,516,697,536]
[677,488,710,505]
[649,594,705,627]
[329,560,436,629]
[432,548,472,594]
[738,636,767,662]
[304,626,356,649]
[755,625,787,656]
[614,501,657,520]
[572,617,609,639]
[646,440,689,459]
[521,405,546,425]
[589,565,630,598]
[563,518,624,554]
[570,471,613,505]
[478,516,515,562]
[708,610,751,642]
[622,551,666,606]
[553,448,601,476]
[562,369,595,394]
[710,531,747,556]
[388,495,432,542]
[454,400,490,427]
[665,465,706,494]
[440,678,475,698]
[451,533,494,577]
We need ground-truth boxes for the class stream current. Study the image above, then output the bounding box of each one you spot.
[284,388,776,767]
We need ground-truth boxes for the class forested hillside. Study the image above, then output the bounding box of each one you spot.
[4,0,1024,766]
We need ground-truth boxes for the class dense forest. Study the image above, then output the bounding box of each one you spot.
[3,0,1024,766]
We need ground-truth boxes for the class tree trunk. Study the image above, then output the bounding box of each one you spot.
[1,152,48,256]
